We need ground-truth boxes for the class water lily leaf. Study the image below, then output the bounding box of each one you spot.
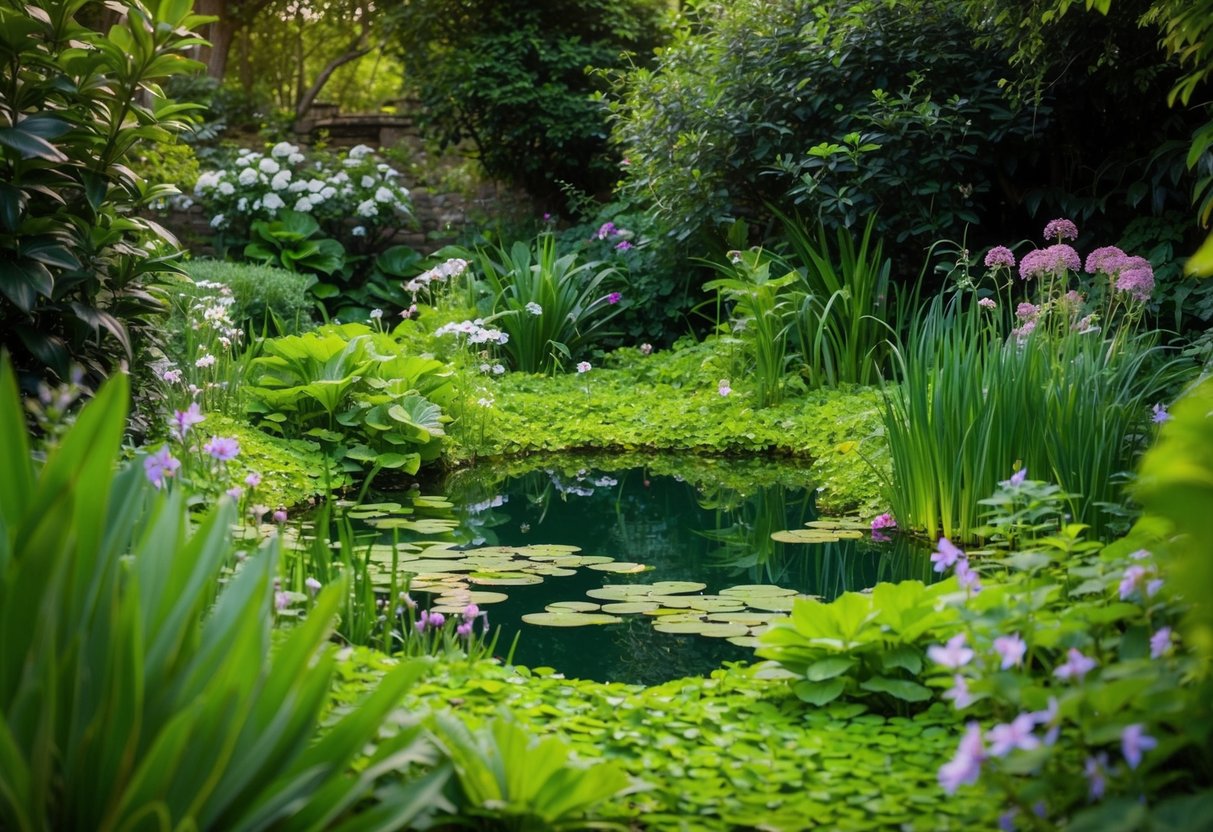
[600,601,660,614]
[727,636,764,648]
[686,596,746,612]
[646,581,708,594]
[805,519,871,531]
[527,565,577,577]
[746,595,798,612]
[587,561,650,574]
[400,560,477,573]
[651,620,713,634]
[720,584,797,598]
[436,590,509,606]
[469,573,544,586]
[771,529,841,543]
[522,612,623,627]
[585,587,638,601]
[546,601,602,612]
[411,496,453,508]
[706,612,783,625]
[645,595,696,608]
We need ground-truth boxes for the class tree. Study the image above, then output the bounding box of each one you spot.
[392,0,672,202]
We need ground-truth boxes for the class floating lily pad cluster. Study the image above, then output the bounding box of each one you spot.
[526,582,802,648]
[769,518,868,544]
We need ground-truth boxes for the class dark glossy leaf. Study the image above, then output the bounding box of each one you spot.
[0,127,66,161]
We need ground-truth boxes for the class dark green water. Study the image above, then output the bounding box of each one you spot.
[390,457,934,685]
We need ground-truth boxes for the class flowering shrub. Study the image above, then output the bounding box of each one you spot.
[160,279,246,414]
[192,142,412,251]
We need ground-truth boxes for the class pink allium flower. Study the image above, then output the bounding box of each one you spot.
[1121,724,1157,769]
[928,633,975,669]
[429,612,446,628]
[203,436,239,462]
[1019,244,1081,280]
[931,537,964,572]
[143,446,181,489]
[456,621,473,638]
[938,722,985,794]
[993,634,1027,669]
[1043,218,1079,241]
[1054,647,1097,682]
[983,246,1016,269]
[463,604,480,621]
[978,297,996,309]
[273,508,288,524]
[987,713,1040,757]
[1015,302,1039,320]
[1150,626,1172,659]
[1116,262,1155,302]
[870,513,897,531]
[1085,246,1126,274]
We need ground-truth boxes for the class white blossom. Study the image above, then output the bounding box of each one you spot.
[217,181,235,196]
[270,170,292,191]
[271,141,297,159]
[238,167,258,186]
[361,175,376,188]
[258,157,280,175]
[374,186,394,203]
[262,192,285,212]
[356,199,378,217]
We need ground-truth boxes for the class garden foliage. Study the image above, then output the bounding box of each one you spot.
[182,259,317,335]
[0,0,206,387]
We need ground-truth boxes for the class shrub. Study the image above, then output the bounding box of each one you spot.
[0,0,206,388]
[0,358,447,830]
[183,259,317,334]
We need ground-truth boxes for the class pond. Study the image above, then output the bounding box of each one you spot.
[366,455,935,685]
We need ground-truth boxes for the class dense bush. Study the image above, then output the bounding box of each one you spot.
[183,258,317,333]
[0,0,205,389]
[392,0,671,201]
[609,0,1033,255]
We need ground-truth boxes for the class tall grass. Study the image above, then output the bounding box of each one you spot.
[882,295,1187,541]
[473,234,622,374]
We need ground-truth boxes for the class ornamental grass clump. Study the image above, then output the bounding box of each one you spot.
[883,219,1192,542]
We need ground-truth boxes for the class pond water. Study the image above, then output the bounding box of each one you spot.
[374,456,934,685]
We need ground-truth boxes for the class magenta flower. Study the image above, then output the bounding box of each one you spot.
[273,508,288,524]
[143,446,181,489]
[456,621,473,638]
[1152,403,1171,424]
[429,612,446,628]
[1085,246,1126,274]
[1018,244,1081,280]
[416,610,430,634]
[1085,754,1108,801]
[1053,647,1097,682]
[607,291,622,304]
[615,240,634,251]
[1121,724,1157,769]
[870,513,897,531]
[942,674,975,709]
[171,402,205,440]
[928,633,975,669]
[203,436,240,462]
[986,713,1040,757]
[595,221,618,240]
[463,604,480,621]
[993,634,1027,669]
[938,722,985,794]
[1116,261,1155,302]
[983,246,1016,269]
[1043,218,1079,241]
[931,537,964,572]
[1150,626,1172,659]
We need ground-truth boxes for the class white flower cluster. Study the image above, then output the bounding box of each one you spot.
[193,142,411,241]
[403,258,470,293]
[434,319,509,345]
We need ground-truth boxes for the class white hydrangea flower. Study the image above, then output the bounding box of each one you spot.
[525,301,542,316]
[270,170,292,191]
[238,167,258,186]
[352,226,366,237]
[374,186,394,203]
[235,156,252,168]
[238,148,253,156]
[361,175,376,188]
[293,196,313,212]
[194,171,221,193]
[271,141,297,158]
[288,152,305,165]
[258,157,280,175]
[262,193,285,212]
[237,197,248,212]
[320,186,336,199]
[217,181,235,196]
[348,144,373,160]
[332,171,350,184]
[210,213,226,228]
[356,199,378,217]
[307,178,324,193]
[287,181,308,193]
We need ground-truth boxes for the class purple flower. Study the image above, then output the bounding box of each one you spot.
[463,604,480,621]
[1121,724,1157,769]
[456,621,473,638]
[225,486,243,500]
[1130,548,1151,561]
[1150,626,1172,659]
[1116,261,1155,302]
[998,809,1019,832]
[1001,467,1027,487]
[1019,244,1081,280]
[1043,218,1079,241]
[607,291,622,304]
[171,402,206,440]
[429,612,446,628]
[305,577,321,593]
[983,246,1016,269]
[273,508,288,524]
[1119,564,1147,600]
[595,221,617,240]
[1152,403,1171,424]
[928,633,975,669]
[1147,578,1163,598]
[993,634,1027,669]
[143,446,181,489]
[942,674,975,709]
[615,240,634,251]
[576,361,592,374]
[955,558,982,593]
[938,722,985,794]
[1085,754,1108,801]
[931,537,964,572]
[203,436,240,462]
[870,513,897,531]
[718,381,732,396]
[1054,647,1097,682]
[986,713,1040,757]
[978,297,997,309]
[245,471,261,488]
[1033,697,1061,746]
[1015,302,1039,320]
[275,591,290,611]
[1085,246,1127,274]
[416,610,430,633]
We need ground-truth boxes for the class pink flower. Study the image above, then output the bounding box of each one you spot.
[607,292,622,304]
[983,246,1016,269]
[639,343,653,355]
[1015,302,1039,320]
[595,221,618,240]
[1119,564,1147,600]
[870,513,897,531]
[273,508,288,524]
[928,633,975,669]
[938,722,985,794]
[718,381,732,396]
[203,436,239,462]
[463,604,480,620]
[245,471,261,488]
[978,297,997,309]
[1150,626,1172,659]
[456,621,473,638]
[1116,262,1155,302]
[1085,246,1126,275]
[576,361,591,374]
[429,612,446,628]
[1018,244,1081,280]
[1121,724,1157,769]
[942,674,975,709]
[171,402,206,440]
[993,634,1027,669]
[615,240,634,251]
[143,446,180,489]
[305,577,321,593]
[225,486,243,500]
[1043,218,1078,241]
[986,713,1040,757]
[931,537,964,572]
[1053,647,1097,682]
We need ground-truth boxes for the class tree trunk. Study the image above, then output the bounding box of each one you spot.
[193,0,235,80]
[294,45,372,122]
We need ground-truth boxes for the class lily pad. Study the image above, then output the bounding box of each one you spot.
[727,635,764,648]
[706,612,783,625]
[588,561,650,574]
[469,572,544,586]
[719,584,797,598]
[686,596,746,612]
[435,590,509,606]
[546,601,602,612]
[400,560,477,573]
[522,612,622,627]
[804,519,871,531]
[771,529,842,543]
[745,595,798,612]
[645,581,708,594]
[600,601,661,614]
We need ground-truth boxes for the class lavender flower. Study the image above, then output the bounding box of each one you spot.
[576,361,592,374]
[870,513,897,531]
[463,604,480,621]
[931,537,964,572]
[986,713,1040,757]
[1084,246,1127,275]
[1053,648,1097,682]
[171,402,206,440]
[226,486,243,500]
[955,558,982,593]
[978,297,997,309]
[245,471,261,488]
[203,436,240,462]
[718,380,732,397]
[938,722,985,794]
[983,246,1016,269]
[1085,754,1108,801]
[1018,244,1081,280]
[1121,724,1157,769]
[456,621,473,638]
[1116,261,1155,302]
[595,221,618,240]
[1043,218,1079,241]
[1000,467,1027,487]
[993,634,1027,669]
[429,612,446,628]
[143,446,181,489]
[942,674,975,709]
[305,577,322,593]
[1119,565,1147,600]
[928,633,975,669]
[1015,302,1039,320]
[1150,626,1172,659]
[273,508,288,524]
[1033,697,1061,746]
[1152,403,1171,424]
